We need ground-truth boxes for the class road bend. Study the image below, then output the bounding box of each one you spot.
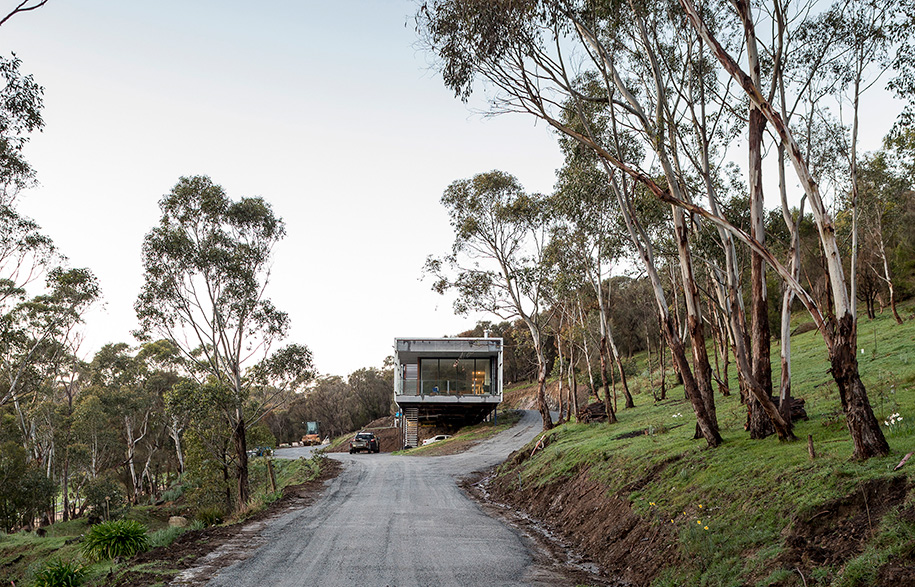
[198,410,566,587]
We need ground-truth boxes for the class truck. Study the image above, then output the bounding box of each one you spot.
[301,421,321,446]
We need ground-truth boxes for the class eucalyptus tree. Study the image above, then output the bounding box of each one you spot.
[831,1,897,326]
[167,343,313,509]
[0,49,50,292]
[135,175,302,509]
[71,391,119,480]
[0,54,60,410]
[416,0,900,457]
[137,339,189,473]
[0,52,44,192]
[164,379,236,511]
[741,0,772,410]
[552,140,633,411]
[679,0,890,458]
[5,271,97,522]
[541,243,597,422]
[853,152,907,323]
[604,0,794,440]
[346,367,394,430]
[425,170,556,430]
[50,345,89,521]
[890,0,915,132]
[418,1,723,445]
[3,267,99,459]
[754,0,849,425]
[89,343,158,503]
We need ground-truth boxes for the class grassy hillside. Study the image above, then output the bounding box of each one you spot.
[489,304,915,586]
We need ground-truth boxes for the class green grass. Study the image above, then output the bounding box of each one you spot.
[0,453,330,586]
[227,453,327,523]
[494,301,915,587]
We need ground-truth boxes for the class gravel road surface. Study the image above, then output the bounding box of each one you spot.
[196,410,578,587]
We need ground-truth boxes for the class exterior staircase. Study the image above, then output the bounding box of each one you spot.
[403,407,418,448]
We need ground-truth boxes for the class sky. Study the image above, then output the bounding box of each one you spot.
[0,0,565,377]
[0,1,904,378]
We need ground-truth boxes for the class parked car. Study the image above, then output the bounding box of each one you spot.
[422,434,451,446]
[349,431,380,454]
[247,446,273,458]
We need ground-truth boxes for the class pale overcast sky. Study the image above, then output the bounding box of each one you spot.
[1,1,564,377]
[1,1,902,377]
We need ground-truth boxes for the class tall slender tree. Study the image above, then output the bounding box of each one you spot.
[426,171,556,430]
[135,175,292,509]
[680,0,889,458]
[415,0,892,454]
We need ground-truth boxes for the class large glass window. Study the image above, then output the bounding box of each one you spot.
[418,357,493,395]
[402,364,417,395]
[471,358,492,394]
[456,359,474,393]
[420,359,439,394]
[441,359,459,391]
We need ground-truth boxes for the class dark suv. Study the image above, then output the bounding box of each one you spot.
[349,431,380,454]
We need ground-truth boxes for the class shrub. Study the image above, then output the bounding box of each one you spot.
[0,442,56,533]
[306,452,326,478]
[31,559,87,587]
[81,477,125,523]
[148,524,191,549]
[159,482,185,503]
[195,506,224,527]
[81,519,149,561]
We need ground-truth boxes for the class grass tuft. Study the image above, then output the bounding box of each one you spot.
[31,559,87,587]
[81,519,149,562]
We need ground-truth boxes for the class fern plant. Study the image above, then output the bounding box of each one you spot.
[81,519,149,561]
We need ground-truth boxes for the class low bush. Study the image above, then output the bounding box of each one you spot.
[31,559,87,587]
[195,506,224,527]
[147,525,184,549]
[81,519,149,562]
[159,483,185,503]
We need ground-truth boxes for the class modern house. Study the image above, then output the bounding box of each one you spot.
[393,337,503,448]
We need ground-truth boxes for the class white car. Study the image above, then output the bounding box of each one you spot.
[422,434,451,446]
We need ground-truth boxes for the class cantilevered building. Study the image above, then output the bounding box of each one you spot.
[393,337,503,448]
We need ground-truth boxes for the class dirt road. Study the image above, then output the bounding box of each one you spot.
[191,411,591,587]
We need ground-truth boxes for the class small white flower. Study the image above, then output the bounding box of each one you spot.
[884,413,904,428]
